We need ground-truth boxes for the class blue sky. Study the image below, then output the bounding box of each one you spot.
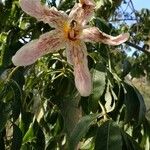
[133,0,150,10]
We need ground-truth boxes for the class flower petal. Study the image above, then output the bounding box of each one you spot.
[74,62,92,97]
[69,3,83,24]
[20,0,68,28]
[79,0,96,23]
[81,27,130,45]
[69,0,95,25]
[66,41,92,96]
[12,30,65,66]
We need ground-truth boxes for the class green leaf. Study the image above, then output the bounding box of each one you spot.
[140,118,150,149]
[10,67,25,88]
[122,60,131,77]
[11,124,22,150]
[124,82,146,124]
[22,120,39,144]
[9,80,22,121]
[90,69,106,112]
[46,139,57,150]
[35,127,45,150]
[68,114,99,150]
[0,102,11,133]
[104,82,115,113]
[95,120,122,150]
[133,87,146,123]
[121,129,141,150]
[0,130,5,150]
[19,112,34,136]
[93,18,111,33]
[22,119,45,149]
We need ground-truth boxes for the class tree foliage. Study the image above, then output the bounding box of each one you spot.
[0,0,150,149]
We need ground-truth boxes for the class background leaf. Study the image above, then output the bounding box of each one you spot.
[95,120,122,150]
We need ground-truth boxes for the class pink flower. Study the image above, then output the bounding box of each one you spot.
[12,0,129,97]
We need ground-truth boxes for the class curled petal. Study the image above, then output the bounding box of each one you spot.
[66,41,92,96]
[20,0,67,28]
[12,30,65,66]
[81,27,130,45]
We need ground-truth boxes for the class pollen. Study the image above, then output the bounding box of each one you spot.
[63,22,70,37]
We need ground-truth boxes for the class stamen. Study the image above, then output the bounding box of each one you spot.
[70,20,77,29]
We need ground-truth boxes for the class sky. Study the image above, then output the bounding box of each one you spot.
[133,0,150,10]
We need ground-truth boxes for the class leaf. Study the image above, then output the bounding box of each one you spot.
[104,82,115,113]
[133,87,146,123]
[22,119,45,150]
[10,67,25,88]
[141,118,150,150]
[95,120,122,150]
[0,130,5,150]
[90,69,106,112]
[0,102,11,133]
[9,80,22,121]
[35,127,45,150]
[122,60,131,77]
[121,129,141,150]
[93,18,111,33]
[124,82,146,124]
[22,120,39,144]
[68,114,99,150]
[11,124,22,150]
[19,112,34,136]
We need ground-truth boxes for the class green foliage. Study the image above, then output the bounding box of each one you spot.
[0,0,150,149]
[95,120,122,150]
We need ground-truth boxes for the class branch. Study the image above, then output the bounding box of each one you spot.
[110,18,137,22]
[125,41,150,56]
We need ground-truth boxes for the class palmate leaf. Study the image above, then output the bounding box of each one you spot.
[95,120,122,150]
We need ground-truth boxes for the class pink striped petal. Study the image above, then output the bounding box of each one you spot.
[69,0,95,25]
[69,3,83,24]
[81,27,130,45]
[66,41,92,96]
[20,0,67,28]
[79,0,96,24]
[74,62,92,97]
[12,30,65,66]
[65,40,87,65]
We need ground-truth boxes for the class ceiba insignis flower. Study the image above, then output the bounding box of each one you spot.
[12,0,129,97]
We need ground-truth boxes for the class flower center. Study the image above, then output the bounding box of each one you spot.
[63,20,81,41]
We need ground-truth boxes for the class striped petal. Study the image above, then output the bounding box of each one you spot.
[69,0,95,25]
[79,0,96,23]
[66,41,92,96]
[69,3,83,24]
[81,27,130,45]
[12,30,65,66]
[20,0,68,28]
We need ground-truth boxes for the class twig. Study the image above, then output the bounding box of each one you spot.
[125,41,150,56]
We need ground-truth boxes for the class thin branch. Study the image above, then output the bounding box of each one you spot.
[125,41,150,56]
[110,18,137,22]
[129,0,139,23]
